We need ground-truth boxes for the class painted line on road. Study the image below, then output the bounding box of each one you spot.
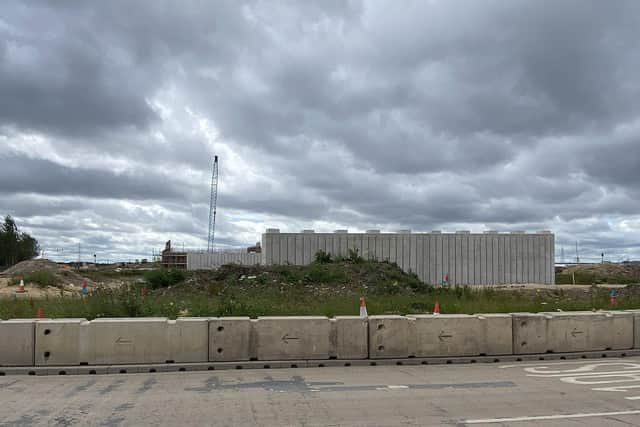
[499,359,631,369]
[625,396,640,400]
[464,410,640,424]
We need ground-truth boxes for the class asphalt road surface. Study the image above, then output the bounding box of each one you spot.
[2,357,640,426]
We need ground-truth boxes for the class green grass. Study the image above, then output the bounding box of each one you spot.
[2,283,639,320]
[14,271,60,288]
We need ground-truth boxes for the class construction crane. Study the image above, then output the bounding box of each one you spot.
[207,155,219,252]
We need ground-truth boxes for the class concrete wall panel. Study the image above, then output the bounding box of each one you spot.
[167,318,208,363]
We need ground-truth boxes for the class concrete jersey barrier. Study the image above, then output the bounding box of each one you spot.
[1,310,637,367]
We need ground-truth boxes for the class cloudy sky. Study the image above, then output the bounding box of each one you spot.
[1,1,640,263]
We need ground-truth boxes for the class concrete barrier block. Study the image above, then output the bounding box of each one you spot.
[209,317,251,361]
[545,312,628,352]
[332,317,368,359]
[168,318,208,363]
[478,314,513,355]
[410,314,480,357]
[35,319,88,366]
[627,310,640,349]
[0,320,35,366]
[512,313,551,354]
[89,318,169,364]
[256,317,331,360]
[604,311,634,350]
[368,315,409,359]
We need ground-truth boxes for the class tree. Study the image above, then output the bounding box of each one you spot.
[0,215,40,268]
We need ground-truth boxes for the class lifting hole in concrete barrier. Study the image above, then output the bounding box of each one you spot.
[329,356,337,360]
[236,366,243,370]
[408,355,415,359]
[217,326,224,332]
[446,360,452,364]
[622,353,627,357]
[377,324,385,330]
[606,347,612,351]
[217,348,223,354]
[291,364,298,368]
[149,368,156,373]
[378,345,384,352]
[119,369,127,374]
[165,360,175,364]
[516,358,522,362]
[602,354,607,358]
[250,357,257,361]
[207,367,214,371]
[344,362,351,367]
[560,356,566,360]
[370,362,377,366]
[396,361,403,366]
[471,360,476,363]
[539,357,545,361]
[179,368,186,372]
[520,321,526,327]
[521,342,527,347]
[479,353,487,357]
[318,364,325,367]
[58,371,66,375]
[263,365,270,369]
[493,359,500,363]
[546,350,553,354]
[0,372,4,376]
[581,355,587,359]
[80,362,88,366]
[44,329,51,335]
[44,351,50,359]
[28,371,35,376]
[89,370,97,375]
[421,361,428,365]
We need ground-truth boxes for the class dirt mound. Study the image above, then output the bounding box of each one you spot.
[1,259,64,275]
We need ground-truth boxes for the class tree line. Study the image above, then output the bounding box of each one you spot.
[0,215,39,269]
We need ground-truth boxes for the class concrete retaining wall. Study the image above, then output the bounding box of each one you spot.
[187,251,261,270]
[262,230,555,285]
[2,310,637,367]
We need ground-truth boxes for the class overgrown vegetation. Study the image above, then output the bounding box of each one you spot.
[2,256,640,320]
[143,269,186,289]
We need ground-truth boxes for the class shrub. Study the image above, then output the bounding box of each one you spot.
[314,250,332,264]
[20,271,59,288]
[143,269,186,289]
[348,248,364,264]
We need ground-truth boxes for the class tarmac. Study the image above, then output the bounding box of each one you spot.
[2,357,640,426]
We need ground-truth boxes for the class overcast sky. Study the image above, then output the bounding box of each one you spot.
[2,1,640,263]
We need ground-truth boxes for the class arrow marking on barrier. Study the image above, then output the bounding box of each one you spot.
[282,334,300,344]
[570,328,584,338]
[115,337,133,345]
[438,331,453,341]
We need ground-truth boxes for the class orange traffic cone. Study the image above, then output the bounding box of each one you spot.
[433,301,440,315]
[359,296,368,317]
[16,279,26,293]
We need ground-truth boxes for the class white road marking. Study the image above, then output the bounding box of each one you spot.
[387,385,408,389]
[524,363,640,375]
[464,410,640,424]
[528,369,640,378]
[625,396,640,400]
[499,359,631,369]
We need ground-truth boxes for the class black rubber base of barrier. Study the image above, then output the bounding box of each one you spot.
[2,349,639,376]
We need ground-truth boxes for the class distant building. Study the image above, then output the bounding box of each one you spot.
[161,241,187,269]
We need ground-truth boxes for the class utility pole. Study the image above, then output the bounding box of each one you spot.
[575,241,579,264]
[207,155,219,253]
